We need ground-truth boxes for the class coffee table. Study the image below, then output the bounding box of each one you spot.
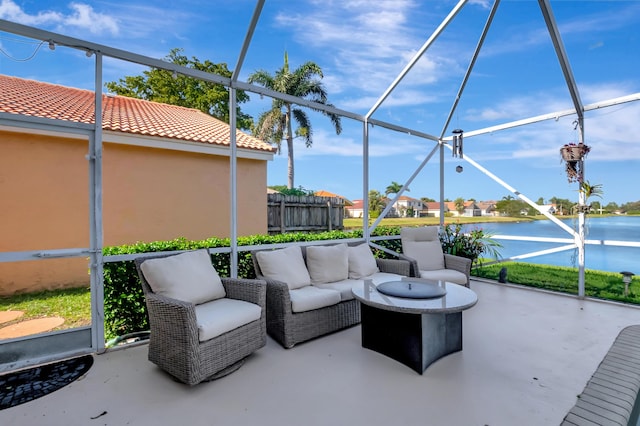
[351,278,477,374]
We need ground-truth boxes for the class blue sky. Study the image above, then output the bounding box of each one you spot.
[1,0,639,205]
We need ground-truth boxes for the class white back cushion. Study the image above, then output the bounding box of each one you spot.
[306,244,349,284]
[403,240,445,271]
[347,243,379,279]
[140,249,226,304]
[256,245,311,289]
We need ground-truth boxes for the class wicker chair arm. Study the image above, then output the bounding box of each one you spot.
[376,258,411,276]
[222,278,266,308]
[396,253,421,277]
[443,253,472,285]
[144,292,200,348]
[443,253,472,273]
[255,275,293,315]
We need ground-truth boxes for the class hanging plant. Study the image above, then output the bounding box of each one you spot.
[580,180,603,201]
[572,181,603,215]
[560,142,590,183]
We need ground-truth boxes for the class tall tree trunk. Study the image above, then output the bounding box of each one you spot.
[286,105,294,189]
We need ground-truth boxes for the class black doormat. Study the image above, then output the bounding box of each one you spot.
[0,354,93,410]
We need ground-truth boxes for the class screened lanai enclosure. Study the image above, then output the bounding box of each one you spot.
[1,0,640,372]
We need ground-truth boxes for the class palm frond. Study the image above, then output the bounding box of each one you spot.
[292,108,312,147]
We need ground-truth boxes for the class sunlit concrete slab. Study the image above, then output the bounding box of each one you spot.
[1,280,638,426]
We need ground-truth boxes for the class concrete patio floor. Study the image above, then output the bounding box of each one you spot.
[1,279,639,426]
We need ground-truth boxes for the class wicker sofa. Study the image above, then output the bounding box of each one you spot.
[251,242,411,348]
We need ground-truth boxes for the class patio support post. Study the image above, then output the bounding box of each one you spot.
[439,142,445,225]
[363,120,370,242]
[577,118,586,297]
[229,88,238,278]
[90,52,106,351]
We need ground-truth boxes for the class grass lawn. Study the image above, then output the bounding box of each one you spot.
[0,287,92,330]
[473,262,640,305]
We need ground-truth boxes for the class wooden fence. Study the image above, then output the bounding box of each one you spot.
[267,194,345,234]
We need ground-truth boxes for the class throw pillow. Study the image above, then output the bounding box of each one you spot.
[256,245,311,290]
[347,243,379,279]
[306,244,349,284]
[140,249,226,304]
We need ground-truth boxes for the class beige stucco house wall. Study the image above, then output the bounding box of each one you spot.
[0,75,275,296]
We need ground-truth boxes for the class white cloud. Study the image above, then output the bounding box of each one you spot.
[273,0,465,111]
[65,3,118,35]
[462,86,640,164]
[0,0,119,35]
[0,0,62,25]
[289,127,427,159]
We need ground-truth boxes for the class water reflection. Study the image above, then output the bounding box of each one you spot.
[468,216,640,273]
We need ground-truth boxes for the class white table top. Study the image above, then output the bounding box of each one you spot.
[351,278,478,315]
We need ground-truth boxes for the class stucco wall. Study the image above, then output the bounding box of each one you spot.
[0,130,268,296]
[102,143,267,244]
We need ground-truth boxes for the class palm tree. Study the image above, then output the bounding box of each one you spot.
[454,197,466,215]
[368,190,385,218]
[385,181,407,196]
[248,52,342,189]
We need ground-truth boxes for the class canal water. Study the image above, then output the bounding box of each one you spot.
[464,216,640,274]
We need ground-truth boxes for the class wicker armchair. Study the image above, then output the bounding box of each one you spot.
[252,243,411,349]
[135,251,266,385]
[400,226,472,287]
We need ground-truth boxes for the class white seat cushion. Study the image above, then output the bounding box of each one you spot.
[419,269,467,285]
[256,246,311,290]
[194,298,262,342]
[289,286,341,313]
[347,243,379,279]
[313,279,359,301]
[140,249,226,305]
[364,272,406,286]
[306,244,349,284]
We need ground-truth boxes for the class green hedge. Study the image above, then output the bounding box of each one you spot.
[102,227,404,340]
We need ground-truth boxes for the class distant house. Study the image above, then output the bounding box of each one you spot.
[0,74,276,295]
[345,199,365,218]
[541,204,557,214]
[423,202,451,217]
[395,196,423,217]
[476,201,498,216]
[423,200,481,217]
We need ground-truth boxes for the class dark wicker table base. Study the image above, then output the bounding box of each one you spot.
[360,304,463,374]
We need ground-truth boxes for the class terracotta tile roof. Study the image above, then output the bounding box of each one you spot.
[314,190,353,205]
[346,199,364,210]
[397,195,420,202]
[0,74,276,154]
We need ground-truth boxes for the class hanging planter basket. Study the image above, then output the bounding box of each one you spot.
[560,144,589,161]
[560,143,590,183]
